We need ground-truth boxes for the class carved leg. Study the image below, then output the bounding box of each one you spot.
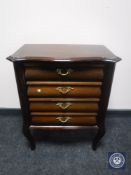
[23,126,36,150]
[92,126,105,150]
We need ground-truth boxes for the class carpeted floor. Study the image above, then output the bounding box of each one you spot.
[0,110,131,175]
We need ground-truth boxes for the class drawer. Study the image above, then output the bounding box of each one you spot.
[25,67,104,81]
[31,115,97,126]
[29,101,99,112]
[27,85,102,98]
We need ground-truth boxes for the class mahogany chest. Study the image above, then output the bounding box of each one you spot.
[7,44,121,150]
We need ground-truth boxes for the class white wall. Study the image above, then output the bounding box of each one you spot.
[0,0,131,109]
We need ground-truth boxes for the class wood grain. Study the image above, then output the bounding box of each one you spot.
[26,81,102,85]
[29,125,98,130]
[7,44,121,62]
[31,116,97,125]
[28,98,100,102]
[30,112,98,116]
[25,67,104,81]
[7,44,121,150]
[27,85,102,98]
[29,102,99,112]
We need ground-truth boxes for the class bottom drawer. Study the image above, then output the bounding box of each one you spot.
[31,115,97,126]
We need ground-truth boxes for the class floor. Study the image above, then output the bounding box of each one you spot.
[0,110,131,175]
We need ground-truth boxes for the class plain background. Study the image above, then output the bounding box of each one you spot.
[0,0,131,109]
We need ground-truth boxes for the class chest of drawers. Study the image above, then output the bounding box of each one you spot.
[7,44,121,150]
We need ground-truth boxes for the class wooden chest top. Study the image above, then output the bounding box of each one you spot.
[7,44,121,62]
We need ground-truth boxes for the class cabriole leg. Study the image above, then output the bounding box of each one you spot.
[92,126,105,150]
[23,126,36,150]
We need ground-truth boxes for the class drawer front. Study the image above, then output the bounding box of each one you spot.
[27,85,102,98]
[31,115,97,126]
[25,67,104,81]
[29,102,99,112]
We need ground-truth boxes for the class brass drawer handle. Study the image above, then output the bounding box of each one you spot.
[56,87,74,94]
[56,102,72,109]
[56,68,73,76]
[56,116,71,123]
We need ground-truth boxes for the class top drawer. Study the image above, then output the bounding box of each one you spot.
[25,66,104,81]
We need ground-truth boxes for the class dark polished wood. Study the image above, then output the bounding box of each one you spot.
[29,101,99,112]
[29,125,99,130]
[7,44,121,150]
[27,85,101,98]
[13,63,36,150]
[31,116,97,125]
[26,81,102,85]
[7,44,121,62]
[25,67,104,81]
[29,98,100,102]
